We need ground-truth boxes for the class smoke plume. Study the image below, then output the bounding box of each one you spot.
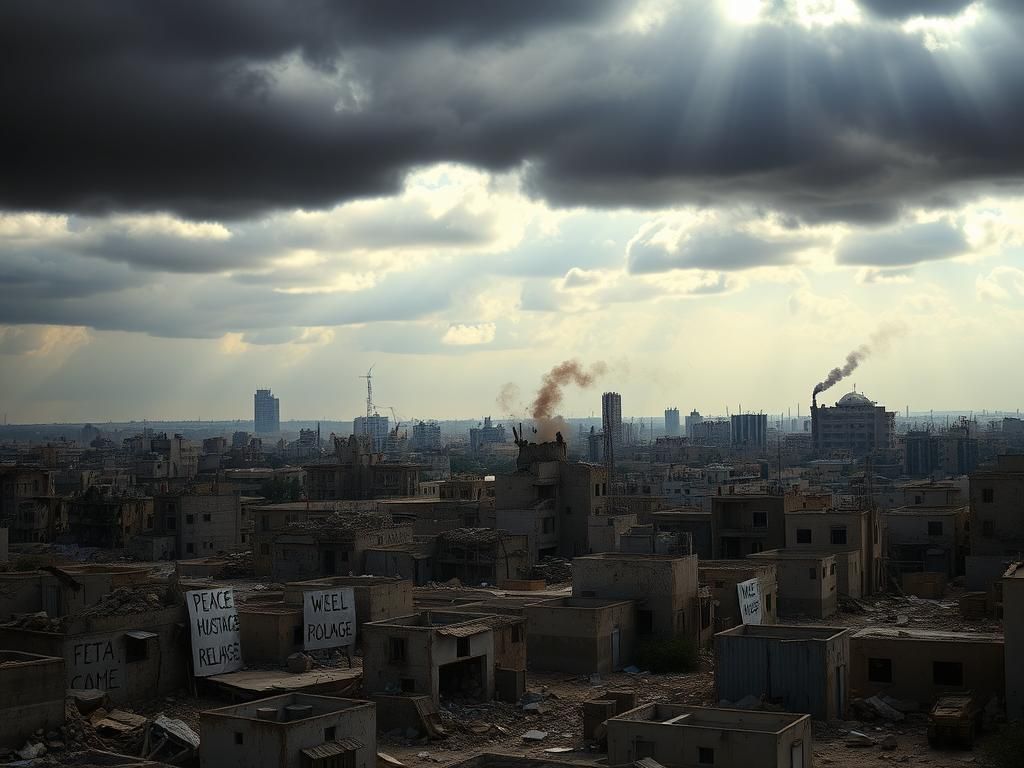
[812,323,907,399]
[529,359,607,441]
[496,382,521,416]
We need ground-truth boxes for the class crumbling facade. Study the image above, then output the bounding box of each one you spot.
[362,611,497,704]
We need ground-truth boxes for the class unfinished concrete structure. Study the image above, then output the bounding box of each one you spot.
[699,561,778,630]
[0,563,156,619]
[711,491,787,559]
[494,439,612,559]
[649,509,713,559]
[0,603,188,705]
[715,624,850,720]
[968,455,1024,588]
[269,515,413,581]
[606,704,812,768]
[785,503,883,594]
[0,651,65,749]
[155,491,252,558]
[1004,563,1024,720]
[525,596,636,674]
[849,627,1004,706]
[884,503,968,578]
[573,552,712,647]
[432,528,531,585]
[362,611,496,704]
[200,694,375,768]
[304,435,421,500]
[747,549,838,619]
[282,576,413,631]
[237,604,304,665]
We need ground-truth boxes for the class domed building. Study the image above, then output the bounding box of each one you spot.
[811,389,895,456]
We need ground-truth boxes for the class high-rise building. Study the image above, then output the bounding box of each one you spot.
[730,413,767,449]
[469,416,507,452]
[254,388,280,434]
[811,391,895,456]
[602,392,623,467]
[411,420,442,452]
[685,409,704,439]
[665,407,681,437]
[354,414,390,453]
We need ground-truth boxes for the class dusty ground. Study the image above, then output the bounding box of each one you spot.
[30,589,999,768]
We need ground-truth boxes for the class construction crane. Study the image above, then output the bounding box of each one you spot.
[358,366,375,418]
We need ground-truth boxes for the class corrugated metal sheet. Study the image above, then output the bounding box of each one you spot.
[301,738,365,760]
[716,631,841,720]
[437,623,489,638]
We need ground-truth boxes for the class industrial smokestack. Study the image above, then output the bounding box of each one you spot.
[811,323,906,405]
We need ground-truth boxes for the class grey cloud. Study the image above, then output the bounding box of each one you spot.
[0,253,455,339]
[1,2,1023,227]
[856,0,976,19]
[836,220,968,267]
[627,227,807,274]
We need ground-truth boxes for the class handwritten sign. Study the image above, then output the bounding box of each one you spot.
[737,578,763,625]
[303,587,356,651]
[186,588,242,677]
[68,638,122,691]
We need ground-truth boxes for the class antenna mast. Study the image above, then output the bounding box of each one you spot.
[359,365,375,418]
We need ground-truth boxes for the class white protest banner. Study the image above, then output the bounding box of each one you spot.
[737,578,763,625]
[186,588,242,677]
[303,587,356,651]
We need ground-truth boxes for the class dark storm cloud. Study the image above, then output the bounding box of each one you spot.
[856,0,976,18]
[0,253,455,339]
[2,1,1024,227]
[836,220,968,266]
[627,227,808,274]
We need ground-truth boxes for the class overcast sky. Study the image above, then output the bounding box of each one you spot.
[2,0,1024,423]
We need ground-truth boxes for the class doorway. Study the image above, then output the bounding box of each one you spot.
[439,656,486,701]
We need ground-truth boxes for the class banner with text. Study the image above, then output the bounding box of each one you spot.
[186,588,242,677]
[737,578,763,625]
[303,587,356,651]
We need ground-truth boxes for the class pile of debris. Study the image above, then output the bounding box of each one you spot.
[76,586,174,618]
[287,510,397,539]
[531,557,571,585]
[3,611,65,632]
[219,550,254,579]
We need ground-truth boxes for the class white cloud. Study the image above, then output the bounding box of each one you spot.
[442,323,497,346]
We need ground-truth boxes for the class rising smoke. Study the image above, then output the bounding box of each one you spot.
[496,382,521,416]
[812,323,907,402]
[514,359,607,442]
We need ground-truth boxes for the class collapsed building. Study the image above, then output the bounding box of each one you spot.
[0,587,189,705]
[267,512,413,582]
[361,611,503,704]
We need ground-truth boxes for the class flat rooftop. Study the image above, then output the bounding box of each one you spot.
[573,552,694,562]
[203,694,371,722]
[526,596,635,610]
[886,506,967,516]
[611,703,807,733]
[717,624,848,641]
[699,560,773,571]
[851,627,1004,643]
[748,549,834,562]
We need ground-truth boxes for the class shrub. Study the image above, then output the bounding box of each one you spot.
[636,636,699,673]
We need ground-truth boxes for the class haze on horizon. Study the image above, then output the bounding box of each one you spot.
[2,0,1024,423]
